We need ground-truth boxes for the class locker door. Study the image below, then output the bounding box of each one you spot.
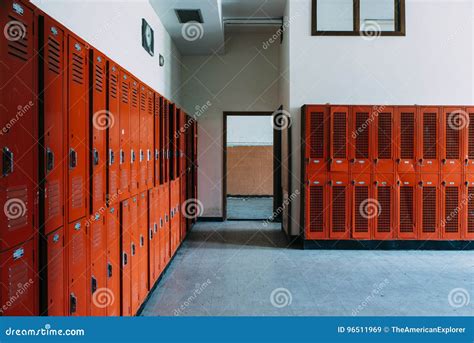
[46,228,65,316]
[350,106,373,175]
[441,107,464,174]
[158,185,166,273]
[67,35,88,223]
[138,191,148,305]
[67,218,88,316]
[351,174,371,239]
[107,62,120,204]
[374,107,394,174]
[148,189,156,287]
[395,174,417,240]
[418,174,440,240]
[440,174,463,240]
[417,107,440,173]
[42,17,65,236]
[89,215,106,316]
[465,174,474,240]
[163,98,170,183]
[0,0,37,250]
[147,89,155,188]
[154,93,161,186]
[130,80,140,193]
[466,107,474,174]
[329,106,349,172]
[120,200,131,316]
[305,174,327,240]
[328,174,350,239]
[373,174,394,240]
[138,84,147,191]
[163,184,171,265]
[106,206,120,317]
[130,196,139,315]
[119,71,130,201]
[395,107,417,174]
[0,240,37,316]
[90,51,107,213]
[305,105,329,174]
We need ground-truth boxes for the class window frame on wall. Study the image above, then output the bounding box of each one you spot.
[311,0,406,36]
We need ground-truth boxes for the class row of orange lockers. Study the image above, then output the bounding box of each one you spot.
[303,105,474,175]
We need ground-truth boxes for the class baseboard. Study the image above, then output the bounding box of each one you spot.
[303,239,474,250]
[197,216,225,222]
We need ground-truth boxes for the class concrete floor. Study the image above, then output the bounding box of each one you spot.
[141,221,474,316]
[227,197,273,220]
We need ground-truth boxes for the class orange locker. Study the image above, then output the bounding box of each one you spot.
[181,172,187,239]
[119,70,131,201]
[67,218,88,316]
[417,107,440,174]
[157,185,168,272]
[0,0,37,250]
[89,215,106,316]
[351,173,372,239]
[106,205,120,316]
[304,105,329,175]
[372,174,395,240]
[120,199,131,316]
[395,107,417,174]
[329,106,350,173]
[0,239,38,316]
[107,62,120,203]
[417,174,440,240]
[440,107,465,174]
[466,107,474,174]
[137,191,149,305]
[148,188,157,287]
[440,173,463,240]
[130,196,140,315]
[465,174,474,240]
[163,98,170,183]
[373,107,395,174]
[305,173,328,240]
[147,88,155,188]
[350,106,373,175]
[40,15,65,236]
[395,173,417,240]
[154,93,161,186]
[90,50,107,212]
[67,34,89,223]
[130,80,140,194]
[328,173,351,239]
[162,184,171,266]
[171,179,181,253]
[138,84,147,191]
[46,227,65,316]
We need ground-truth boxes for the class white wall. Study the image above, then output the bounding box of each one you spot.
[31,0,182,104]
[227,116,273,146]
[286,0,474,235]
[181,32,281,217]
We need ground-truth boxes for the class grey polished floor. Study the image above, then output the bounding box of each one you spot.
[227,196,273,220]
[141,221,474,316]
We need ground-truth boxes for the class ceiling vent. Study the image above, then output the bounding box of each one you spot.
[175,9,203,23]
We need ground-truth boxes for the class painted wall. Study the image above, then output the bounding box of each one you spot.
[227,116,273,146]
[31,0,182,105]
[286,0,474,235]
[181,32,281,217]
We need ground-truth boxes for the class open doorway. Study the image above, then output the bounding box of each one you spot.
[223,112,282,221]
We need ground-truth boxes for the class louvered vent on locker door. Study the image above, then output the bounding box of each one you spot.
[468,114,474,159]
[355,112,369,159]
[354,186,368,232]
[444,187,459,233]
[377,186,391,232]
[332,186,346,232]
[445,113,460,159]
[310,112,324,159]
[110,73,118,99]
[423,113,437,159]
[95,64,104,93]
[148,95,153,115]
[468,188,474,233]
[378,113,392,159]
[333,113,346,158]
[131,87,138,108]
[309,186,323,232]
[399,186,414,232]
[140,92,146,112]
[121,82,129,104]
[400,113,414,159]
[422,187,436,232]
[71,51,84,84]
[7,15,29,61]
[47,37,61,74]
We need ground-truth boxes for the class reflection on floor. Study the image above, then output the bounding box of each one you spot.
[140,221,474,316]
[227,196,273,220]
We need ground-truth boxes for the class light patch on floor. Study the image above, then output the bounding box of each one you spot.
[227,197,273,220]
[141,221,474,316]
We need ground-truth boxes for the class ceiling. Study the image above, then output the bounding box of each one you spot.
[149,0,287,55]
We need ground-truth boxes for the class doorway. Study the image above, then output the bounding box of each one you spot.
[223,112,282,221]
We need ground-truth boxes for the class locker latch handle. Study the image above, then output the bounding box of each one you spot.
[107,263,113,278]
[46,148,55,172]
[155,149,159,160]
[147,149,151,161]
[69,293,77,314]
[140,149,144,162]
[140,235,144,247]
[122,252,128,266]
[91,276,97,294]
[120,149,125,164]
[154,223,158,233]
[2,147,14,176]
[93,149,99,166]
[149,228,153,240]
[109,149,115,165]
[131,243,136,256]
[69,148,77,169]
[131,150,136,163]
